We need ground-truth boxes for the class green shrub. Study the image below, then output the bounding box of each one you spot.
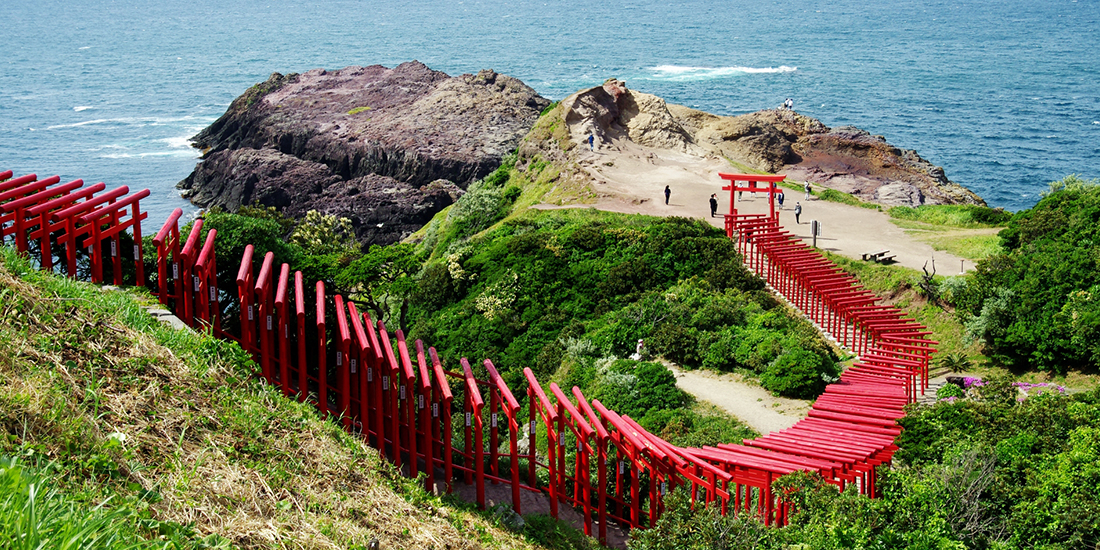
[760,348,836,399]
[936,382,966,399]
[649,323,701,366]
[629,488,774,550]
[590,360,688,420]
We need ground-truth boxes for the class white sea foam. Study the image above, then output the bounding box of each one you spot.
[73,106,94,112]
[78,46,92,50]
[45,115,208,130]
[647,65,797,81]
[157,135,195,149]
[100,150,199,159]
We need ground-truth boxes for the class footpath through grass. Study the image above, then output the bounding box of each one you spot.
[886,204,1011,261]
[0,246,599,550]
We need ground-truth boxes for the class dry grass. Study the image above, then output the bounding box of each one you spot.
[0,251,561,550]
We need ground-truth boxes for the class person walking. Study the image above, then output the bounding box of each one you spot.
[804,181,812,200]
[588,134,595,151]
[794,202,802,224]
[777,191,785,209]
[664,185,671,205]
[709,194,718,217]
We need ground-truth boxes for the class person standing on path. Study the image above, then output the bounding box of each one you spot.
[777,191,785,209]
[804,181,812,200]
[588,134,595,151]
[794,202,802,224]
[665,185,671,205]
[709,193,718,217]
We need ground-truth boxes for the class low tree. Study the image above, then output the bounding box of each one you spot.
[336,243,421,332]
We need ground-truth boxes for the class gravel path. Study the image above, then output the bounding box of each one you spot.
[665,364,810,436]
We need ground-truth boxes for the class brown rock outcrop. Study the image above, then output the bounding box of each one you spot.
[178,61,549,245]
[558,82,984,207]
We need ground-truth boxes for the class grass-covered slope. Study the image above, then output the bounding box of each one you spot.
[409,209,840,403]
[0,247,585,550]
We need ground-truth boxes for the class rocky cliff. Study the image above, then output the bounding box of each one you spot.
[178,61,550,245]
[553,80,984,207]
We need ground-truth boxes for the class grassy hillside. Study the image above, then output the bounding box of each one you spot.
[0,247,593,550]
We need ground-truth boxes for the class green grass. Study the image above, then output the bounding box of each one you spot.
[886,206,1009,261]
[0,456,220,550]
[887,204,1010,228]
[921,233,1003,261]
[815,188,881,209]
[346,106,371,115]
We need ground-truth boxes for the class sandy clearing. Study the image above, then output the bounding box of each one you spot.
[548,139,975,274]
[665,364,810,435]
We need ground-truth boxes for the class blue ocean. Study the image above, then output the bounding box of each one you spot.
[3,0,1098,222]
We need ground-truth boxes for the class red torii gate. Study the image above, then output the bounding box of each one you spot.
[720,173,788,221]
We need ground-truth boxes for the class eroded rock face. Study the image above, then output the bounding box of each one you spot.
[178,61,549,244]
[559,81,984,207]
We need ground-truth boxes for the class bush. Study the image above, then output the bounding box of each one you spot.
[936,383,966,399]
[649,323,700,366]
[590,360,688,420]
[629,488,774,550]
[759,348,836,399]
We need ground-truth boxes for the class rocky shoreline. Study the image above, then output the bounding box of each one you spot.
[553,79,985,207]
[179,64,984,245]
[178,61,549,245]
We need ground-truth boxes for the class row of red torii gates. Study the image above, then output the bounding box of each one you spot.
[1,169,935,545]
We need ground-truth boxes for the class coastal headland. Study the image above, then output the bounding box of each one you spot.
[178,61,549,246]
[179,63,985,246]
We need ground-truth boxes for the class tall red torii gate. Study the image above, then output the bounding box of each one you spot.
[720,173,788,220]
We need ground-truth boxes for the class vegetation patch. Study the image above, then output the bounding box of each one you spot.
[888,204,1012,228]
[815,187,882,209]
[954,175,1100,374]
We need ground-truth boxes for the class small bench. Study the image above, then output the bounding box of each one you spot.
[862,249,890,262]
[878,254,897,264]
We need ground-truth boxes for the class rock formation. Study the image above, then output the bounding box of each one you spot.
[178,61,549,245]
[556,80,984,207]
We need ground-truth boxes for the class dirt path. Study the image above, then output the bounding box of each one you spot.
[665,364,810,435]
[545,140,978,274]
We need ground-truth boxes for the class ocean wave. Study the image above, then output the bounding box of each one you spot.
[99,150,200,159]
[45,115,211,130]
[157,135,195,149]
[73,106,94,112]
[646,65,797,81]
